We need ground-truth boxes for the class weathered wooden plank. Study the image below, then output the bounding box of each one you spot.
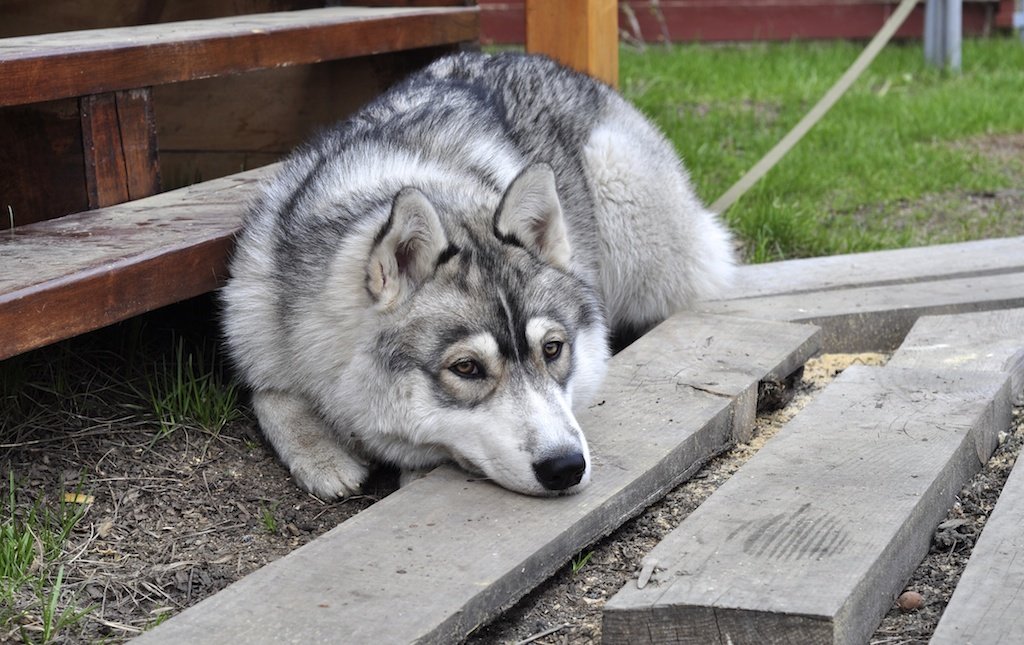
[0,164,276,360]
[930,441,1024,644]
[525,0,619,87]
[603,365,1012,645]
[878,307,1024,644]
[0,6,479,108]
[115,88,161,200]
[702,272,1024,352]
[79,88,162,207]
[719,236,1024,301]
[887,308,1024,404]
[80,92,130,208]
[132,313,820,645]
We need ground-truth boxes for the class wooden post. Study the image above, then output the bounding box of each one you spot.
[525,0,618,88]
[80,88,161,209]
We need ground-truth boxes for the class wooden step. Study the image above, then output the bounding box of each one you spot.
[0,6,479,108]
[130,313,819,645]
[602,365,1012,645]
[0,165,276,361]
[708,236,1024,352]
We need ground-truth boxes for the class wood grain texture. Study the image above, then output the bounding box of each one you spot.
[131,313,819,645]
[888,308,1024,404]
[719,236,1024,301]
[79,89,161,209]
[931,437,1024,644]
[883,307,1024,643]
[0,6,479,107]
[0,165,276,360]
[603,365,1012,645]
[525,0,618,87]
[703,271,1024,352]
[0,0,324,38]
[80,92,130,208]
[115,88,161,200]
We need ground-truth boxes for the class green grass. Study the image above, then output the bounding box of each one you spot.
[621,37,1024,262]
[260,505,279,534]
[1,325,243,641]
[144,338,242,436]
[570,550,593,575]
[2,473,92,643]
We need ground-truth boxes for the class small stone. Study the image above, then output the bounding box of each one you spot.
[897,590,924,611]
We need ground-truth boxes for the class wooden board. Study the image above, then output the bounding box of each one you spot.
[888,308,1024,404]
[155,56,397,154]
[882,307,1024,643]
[115,88,161,200]
[0,6,479,107]
[719,236,1024,301]
[931,441,1024,644]
[131,313,820,645]
[0,164,277,360]
[703,271,1024,352]
[603,365,1012,645]
[80,92,131,208]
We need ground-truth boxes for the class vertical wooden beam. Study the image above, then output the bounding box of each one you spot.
[80,88,160,209]
[80,92,130,208]
[116,88,161,200]
[525,0,618,88]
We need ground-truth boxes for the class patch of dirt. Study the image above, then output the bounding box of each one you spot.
[842,133,1024,246]
[3,313,1021,645]
[0,307,394,642]
[953,132,1024,170]
[848,189,1024,246]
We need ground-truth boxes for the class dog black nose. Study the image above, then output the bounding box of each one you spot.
[533,453,586,491]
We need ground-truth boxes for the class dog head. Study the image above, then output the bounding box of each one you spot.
[351,164,609,496]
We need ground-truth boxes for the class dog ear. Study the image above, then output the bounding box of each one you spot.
[494,164,571,269]
[367,187,448,306]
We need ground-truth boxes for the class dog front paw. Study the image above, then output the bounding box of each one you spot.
[288,443,368,500]
[252,389,369,500]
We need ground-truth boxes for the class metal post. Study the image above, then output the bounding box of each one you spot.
[924,0,962,71]
[1016,0,1024,43]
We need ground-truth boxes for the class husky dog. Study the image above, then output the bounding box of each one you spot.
[222,52,734,499]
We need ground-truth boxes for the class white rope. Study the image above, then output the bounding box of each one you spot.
[710,0,921,214]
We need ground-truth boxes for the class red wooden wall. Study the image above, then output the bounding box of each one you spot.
[481,1,1016,45]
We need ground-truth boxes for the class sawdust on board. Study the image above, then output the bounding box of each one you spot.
[744,351,889,452]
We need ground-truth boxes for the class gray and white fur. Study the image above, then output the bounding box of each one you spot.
[221,52,735,498]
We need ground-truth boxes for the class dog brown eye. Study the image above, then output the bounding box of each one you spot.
[542,341,563,361]
[450,359,484,379]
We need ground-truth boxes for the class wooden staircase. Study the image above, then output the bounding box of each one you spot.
[0,3,478,360]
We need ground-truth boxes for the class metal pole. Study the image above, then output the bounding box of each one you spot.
[924,0,940,64]
[945,0,962,71]
[925,0,962,71]
[1017,0,1024,43]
